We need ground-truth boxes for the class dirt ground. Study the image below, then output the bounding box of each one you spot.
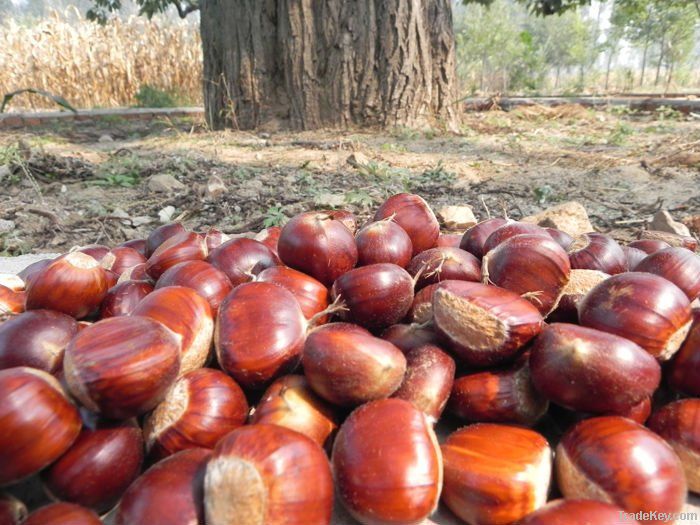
[1,104,699,255]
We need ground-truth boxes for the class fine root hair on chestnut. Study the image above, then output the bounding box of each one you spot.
[205,456,267,525]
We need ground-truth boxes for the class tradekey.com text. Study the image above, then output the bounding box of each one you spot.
[619,511,698,523]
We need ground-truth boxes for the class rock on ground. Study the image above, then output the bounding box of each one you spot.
[438,205,477,230]
[650,210,692,237]
[522,201,594,237]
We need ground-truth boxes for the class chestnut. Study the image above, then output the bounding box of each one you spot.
[332,399,442,525]
[623,245,648,270]
[254,225,281,255]
[207,238,280,286]
[545,228,574,250]
[146,231,208,280]
[355,219,413,268]
[609,396,652,425]
[117,262,151,284]
[0,274,23,292]
[25,251,109,319]
[517,499,632,525]
[205,424,333,525]
[303,323,406,406]
[635,247,700,300]
[132,286,214,375]
[202,227,230,251]
[629,239,672,254]
[0,367,81,485]
[22,503,101,525]
[381,323,441,353]
[17,257,53,288]
[216,282,306,390]
[116,448,210,525]
[460,217,509,259]
[408,282,438,323]
[432,280,543,367]
[549,268,609,322]
[145,222,187,257]
[277,211,358,286]
[144,368,248,459]
[99,280,154,318]
[156,260,232,313]
[0,286,24,316]
[482,221,548,255]
[63,316,181,419]
[323,208,358,233]
[76,244,110,262]
[667,310,700,396]
[0,494,26,525]
[0,309,78,374]
[448,357,549,426]
[257,266,329,322]
[567,232,627,274]
[374,193,439,255]
[407,246,481,289]
[578,272,692,361]
[101,246,147,276]
[119,238,147,256]
[436,232,463,248]
[556,416,686,523]
[392,344,455,423]
[529,323,661,414]
[441,423,551,525]
[639,229,698,251]
[330,263,414,330]
[42,421,144,513]
[250,375,338,448]
[483,233,571,316]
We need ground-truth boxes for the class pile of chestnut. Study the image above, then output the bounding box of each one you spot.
[0,192,699,525]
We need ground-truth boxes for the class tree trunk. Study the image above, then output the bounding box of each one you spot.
[200,0,459,131]
[639,39,649,87]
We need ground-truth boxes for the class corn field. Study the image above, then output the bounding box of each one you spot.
[0,8,202,111]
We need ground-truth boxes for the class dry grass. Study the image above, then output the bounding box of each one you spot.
[0,8,202,111]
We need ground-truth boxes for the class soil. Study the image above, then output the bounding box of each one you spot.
[1,104,699,255]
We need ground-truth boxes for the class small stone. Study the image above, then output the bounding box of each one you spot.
[204,175,227,200]
[259,132,271,139]
[98,134,114,143]
[0,165,11,181]
[522,201,594,237]
[158,206,176,224]
[650,210,691,237]
[131,216,154,227]
[347,152,370,168]
[111,208,130,219]
[314,193,346,208]
[0,219,15,233]
[147,174,186,194]
[438,205,477,230]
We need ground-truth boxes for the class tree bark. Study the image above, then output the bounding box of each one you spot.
[639,38,649,87]
[200,0,459,131]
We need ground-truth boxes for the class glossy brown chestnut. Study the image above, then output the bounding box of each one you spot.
[448,357,549,426]
[23,503,101,525]
[407,247,481,290]
[146,231,208,280]
[303,323,406,406]
[567,232,627,274]
[408,282,438,323]
[205,424,333,525]
[17,257,52,288]
[117,262,151,283]
[76,244,110,262]
[216,282,306,390]
[101,246,147,276]
[119,238,147,256]
[0,494,26,525]
[42,421,144,513]
[623,245,648,270]
[156,260,232,313]
[482,221,548,255]
[323,209,358,233]
[202,227,230,251]
[529,323,661,413]
[441,423,551,525]
[0,286,24,316]
[639,229,698,251]
[578,272,692,360]
[145,222,187,257]
[64,315,181,419]
[116,448,210,525]
[332,399,441,525]
[545,228,574,250]
[331,263,414,330]
[483,233,571,316]
[0,367,81,486]
[460,217,510,259]
[636,247,700,300]
[629,239,672,254]
[432,280,543,367]
[255,225,282,255]
[374,193,439,256]
[257,266,329,322]
[25,251,109,319]
[355,220,413,268]
[609,396,652,425]
[207,238,280,286]
[667,310,700,396]
[647,399,700,493]
[517,499,634,525]
[0,309,78,373]
[250,375,338,448]
[132,286,214,374]
[436,232,463,248]
[392,344,455,423]
[99,280,153,318]
[277,211,358,286]
[381,323,441,353]
[144,368,248,459]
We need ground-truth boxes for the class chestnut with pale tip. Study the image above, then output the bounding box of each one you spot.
[250,374,338,448]
[482,221,548,255]
[144,368,249,459]
[255,225,281,255]
[667,310,700,396]
[146,231,208,280]
[303,323,406,406]
[647,399,700,493]
[0,285,25,316]
[0,367,81,486]
[145,222,186,257]
[622,245,648,271]
[332,399,442,525]
[119,238,147,256]
[407,246,481,290]
[578,272,692,361]
[202,227,230,252]
[355,219,413,268]
[555,416,686,525]
[207,238,280,286]
[17,257,53,288]
[0,274,24,292]
[156,260,232,313]
[432,280,543,367]
[99,280,154,318]
[75,244,110,262]
[0,494,27,525]
[544,228,574,250]
[22,503,101,525]
[460,217,510,259]
[635,247,700,300]
[25,251,109,319]
[441,423,552,525]
[115,448,210,525]
[63,315,181,419]
[516,499,637,525]
[322,209,358,233]
[374,193,440,256]
[548,269,609,323]
[117,262,151,284]
[408,282,438,324]
[567,232,627,274]
[205,424,333,525]
[101,246,147,276]
[257,266,329,322]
